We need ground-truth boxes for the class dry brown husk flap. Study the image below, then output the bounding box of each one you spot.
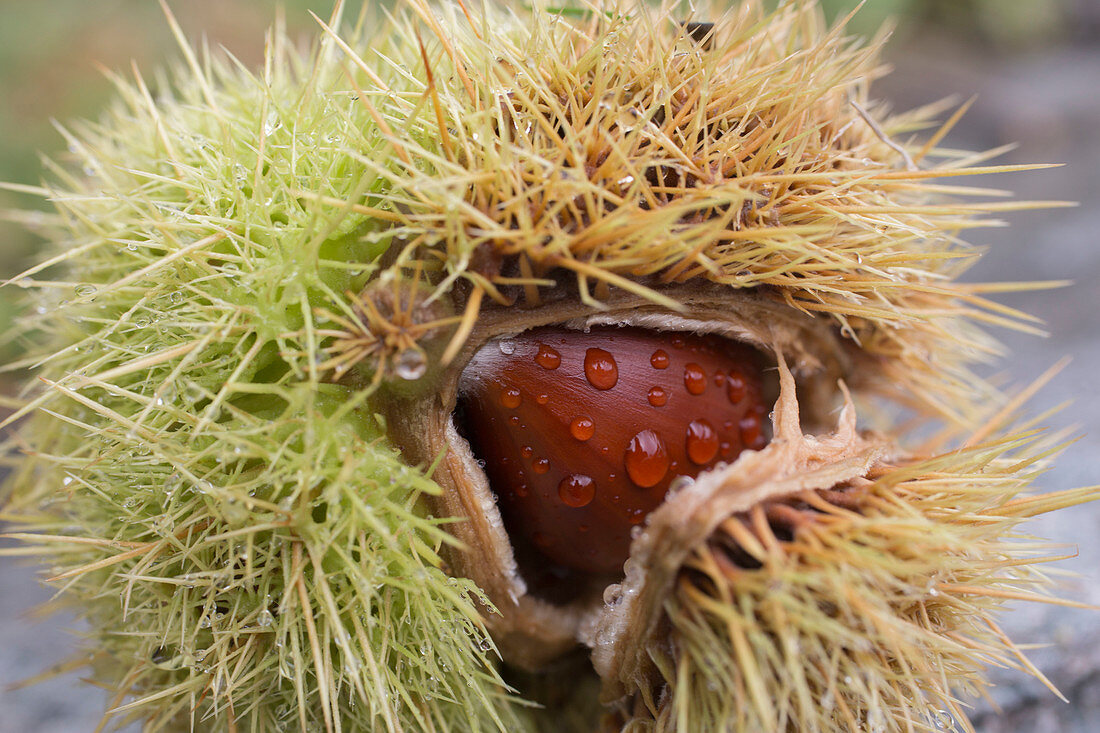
[583,352,887,703]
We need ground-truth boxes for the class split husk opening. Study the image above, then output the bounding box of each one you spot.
[383,285,884,676]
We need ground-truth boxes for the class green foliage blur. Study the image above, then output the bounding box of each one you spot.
[0,0,329,227]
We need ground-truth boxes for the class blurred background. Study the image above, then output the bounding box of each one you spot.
[1,1,1098,730]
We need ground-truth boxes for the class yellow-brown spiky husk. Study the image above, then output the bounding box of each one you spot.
[1,1,1095,732]
[380,0,1055,427]
[637,441,1094,732]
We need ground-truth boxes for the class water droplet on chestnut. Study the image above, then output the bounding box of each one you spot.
[570,417,595,441]
[625,429,670,488]
[685,419,719,465]
[558,474,596,508]
[584,347,619,390]
[727,370,746,403]
[683,363,707,395]
[501,387,522,409]
[535,344,561,370]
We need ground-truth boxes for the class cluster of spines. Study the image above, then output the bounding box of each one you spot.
[356,0,1068,428]
[649,429,1094,732]
[0,3,530,731]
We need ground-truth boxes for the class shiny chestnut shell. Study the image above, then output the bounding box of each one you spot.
[458,326,768,575]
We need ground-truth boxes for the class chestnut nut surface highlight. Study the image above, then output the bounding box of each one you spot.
[458,326,768,575]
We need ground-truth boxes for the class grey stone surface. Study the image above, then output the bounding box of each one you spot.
[878,36,1100,733]
[0,560,117,733]
[2,24,1098,733]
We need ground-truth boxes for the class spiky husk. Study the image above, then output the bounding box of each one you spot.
[354,0,1061,428]
[635,435,1092,732]
[0,1,1093,732]
[0,5,529,731]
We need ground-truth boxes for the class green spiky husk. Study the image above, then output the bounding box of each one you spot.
[0,1,1093,732]
[0,5,530,730]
